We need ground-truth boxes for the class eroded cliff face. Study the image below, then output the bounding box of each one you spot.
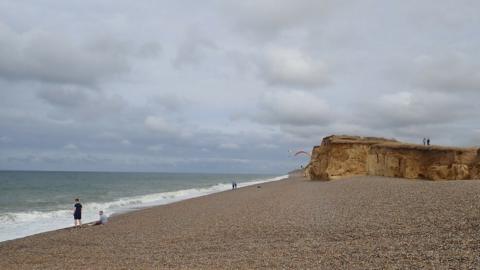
[307,135,480,181]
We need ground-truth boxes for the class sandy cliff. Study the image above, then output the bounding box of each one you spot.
[307,135,480,180]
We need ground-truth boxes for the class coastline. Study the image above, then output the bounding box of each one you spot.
[1,174,480,269]
[0,174,288,243]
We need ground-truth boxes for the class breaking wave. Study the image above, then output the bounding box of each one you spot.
[0,175,288,242]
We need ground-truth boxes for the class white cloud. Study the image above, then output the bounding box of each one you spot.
[63,143,78,150]
[2,0,480,172]
[261,47,329,88]
[144,115,177,134]
[254,90,332,126]
[356,90,470,130]
[379,92,414,107]
[120,139,131,146]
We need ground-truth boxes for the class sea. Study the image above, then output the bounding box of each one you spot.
[0,171,288,242]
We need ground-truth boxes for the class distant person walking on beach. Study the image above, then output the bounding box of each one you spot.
[73,198,82,227]
[232,181,237,190]
[423,138,426,145]
[427,138,430,146]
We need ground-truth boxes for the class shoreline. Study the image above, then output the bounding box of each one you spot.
[1,174,480,268]
[0,174,289,244]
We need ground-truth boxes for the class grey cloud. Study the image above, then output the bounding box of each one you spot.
[1,150,282,172]
[257,143,278,149]
[136,41,162,58]
[354,90,473,134]
[94,132,131,146]
[412,52,480,92]
[36,86,127,121]
[172,28,217,68]
[63,143,78,150]
[253,90,332,126]
[223,50,257,77]
[149,93,189,113]
[3,0,480,172]
[223,0,331,40]
[468,129,480,145]
[37,87,89,108]
[0,135,12,143]
[260,47,330,89]
[351,49,480,141]
[218,143,240,150]
[0,22,129,86]
[143,115,190,139]
[146,144,164,152]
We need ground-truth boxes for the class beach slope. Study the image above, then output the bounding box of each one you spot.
[1,175,480,269]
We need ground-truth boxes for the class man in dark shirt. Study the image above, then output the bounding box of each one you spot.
[73,198,82,227]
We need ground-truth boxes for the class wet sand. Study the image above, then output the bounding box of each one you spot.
[1,175,480,269]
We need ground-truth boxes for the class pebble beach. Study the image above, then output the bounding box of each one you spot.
[1,174,480,269]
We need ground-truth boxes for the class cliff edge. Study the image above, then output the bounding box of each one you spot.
[306,135,480,180]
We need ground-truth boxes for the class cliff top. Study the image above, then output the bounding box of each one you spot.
[320,134,478,152]
[323,135,397,144]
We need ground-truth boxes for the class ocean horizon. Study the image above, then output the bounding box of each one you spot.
[0,170,288,242]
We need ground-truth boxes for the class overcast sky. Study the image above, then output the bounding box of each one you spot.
[1,0,480,173]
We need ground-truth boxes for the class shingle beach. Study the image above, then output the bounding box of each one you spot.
[1,174,480,269]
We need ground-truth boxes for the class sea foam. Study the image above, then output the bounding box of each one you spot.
[0,175,288,242]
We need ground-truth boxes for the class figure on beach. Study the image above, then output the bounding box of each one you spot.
[73,198,82,227]
[232,181,237,190]
[93,210,108,225]
[423,138,426,145]
[427,138,430,146]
